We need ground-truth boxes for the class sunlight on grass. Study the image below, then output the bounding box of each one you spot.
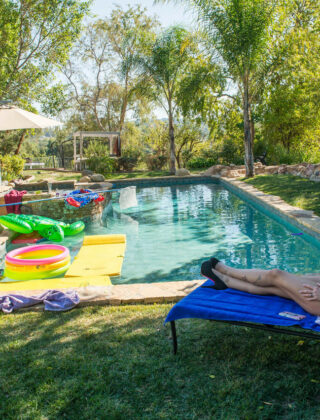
[1,305,320,419]
[244,174,320,216]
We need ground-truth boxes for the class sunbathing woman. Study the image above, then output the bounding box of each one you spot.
[201,258,320,316]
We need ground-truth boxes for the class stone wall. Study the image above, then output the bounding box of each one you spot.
[18,182,113,224]
[203,162,320,181]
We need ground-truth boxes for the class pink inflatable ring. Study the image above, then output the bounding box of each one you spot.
[6,244,69,266]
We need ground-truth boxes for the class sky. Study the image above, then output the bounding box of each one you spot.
[91,0,195,28]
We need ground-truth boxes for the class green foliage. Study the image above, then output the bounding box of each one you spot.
[198,0,274,76]
[0,0,90,105]
[85,141,115,175]
[142,120,169,155]
[145,153,168,171]
[187,155,218,169]
[174,121,204,168]
[139,25,197,173]
[117,147,140,172]
[259,2,320,156]
[64,5,159,132]
[0,155,25,180]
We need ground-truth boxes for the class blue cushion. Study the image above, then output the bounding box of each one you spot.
[165,280,320,332]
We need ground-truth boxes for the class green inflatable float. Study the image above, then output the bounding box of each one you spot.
[0,213,85,242]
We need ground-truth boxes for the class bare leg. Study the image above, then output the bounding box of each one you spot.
[212,269,290,299]
[215,262,275,286]
[213,267,320,315]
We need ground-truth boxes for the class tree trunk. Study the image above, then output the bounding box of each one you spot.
[243,75,254,177]
[249,103,255,142]
[168,104,176,174]
[176,150,181,169]
[15,130,26,155]
[119,96,128,132]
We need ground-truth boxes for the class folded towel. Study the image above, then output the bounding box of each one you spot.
[0,290,80,313]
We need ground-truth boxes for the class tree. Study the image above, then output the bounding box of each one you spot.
[170,0,274,176]
[63,5,158,133]
[259,0,320,161]
[174,121,203,168]
[139,26,195,174]
[0,0,90,103]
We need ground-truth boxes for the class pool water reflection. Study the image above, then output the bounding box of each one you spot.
[86,183,320,284]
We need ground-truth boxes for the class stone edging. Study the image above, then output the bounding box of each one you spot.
[0,280,204,311]
[221,177,320,240]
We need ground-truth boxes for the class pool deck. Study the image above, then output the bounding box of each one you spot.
[0,280,204,312]
[1,174,320,313]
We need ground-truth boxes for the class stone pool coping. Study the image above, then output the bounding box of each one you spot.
[2,173,320,313]
[0,280,204,312]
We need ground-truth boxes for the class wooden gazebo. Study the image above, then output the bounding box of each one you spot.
[73,131,121,170]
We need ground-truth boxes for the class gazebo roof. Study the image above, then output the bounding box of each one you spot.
[73,131,120,138]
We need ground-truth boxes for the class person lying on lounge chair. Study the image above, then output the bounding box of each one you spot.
[201,258,320,316]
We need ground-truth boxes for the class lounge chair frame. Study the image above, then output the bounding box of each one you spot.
[169,320,320,355]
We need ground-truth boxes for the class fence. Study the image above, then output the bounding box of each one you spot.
[24,156,74,170]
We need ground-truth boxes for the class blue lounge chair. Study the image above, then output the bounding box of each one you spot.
[165,280,320,354]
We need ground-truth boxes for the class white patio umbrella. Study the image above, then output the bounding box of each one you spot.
[0,105,63,130]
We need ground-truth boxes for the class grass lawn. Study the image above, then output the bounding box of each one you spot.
[23,170,82,182]
[1,304,320,419]
[244,174,320,216]
[23,169,202,183]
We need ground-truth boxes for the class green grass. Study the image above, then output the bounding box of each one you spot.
[244,174,320,216]
[1,304,320,419]
[23,169,201,183]
[23,170,82,182]
[107,170,172,179]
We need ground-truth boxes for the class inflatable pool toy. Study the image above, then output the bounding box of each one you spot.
[11,232,44,244]
[65,189,104,208]
[4,244,70,281]
[0,234,126,291]
[0,214,85,242]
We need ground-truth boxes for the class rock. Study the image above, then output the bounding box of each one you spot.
[175,168,190,176]
[79,176,91,182]
[202,165,226,176]
[90,174,105,182]
[82,169,93,176]
[278,165,287,174]
[264,166,279,174]
[14,180,48,191]
[255,167,266,175]
[51,180,75,190]
[220,169,230,177]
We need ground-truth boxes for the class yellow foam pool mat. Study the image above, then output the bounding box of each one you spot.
[65,234,126,278]
[0,275,111,292]
[0,234,126,292]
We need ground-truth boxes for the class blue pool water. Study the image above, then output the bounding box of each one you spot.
[86,182,320,284]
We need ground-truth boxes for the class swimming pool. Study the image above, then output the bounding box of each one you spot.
[85,181,320,284]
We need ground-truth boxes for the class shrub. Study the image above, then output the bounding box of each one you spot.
[85,140,116,176]
[218,139,244,165]
[0,155,25,180]
[187,156,218,169]
[117,147,140,172]
[87,156,116,176]
[145,154,167,171]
